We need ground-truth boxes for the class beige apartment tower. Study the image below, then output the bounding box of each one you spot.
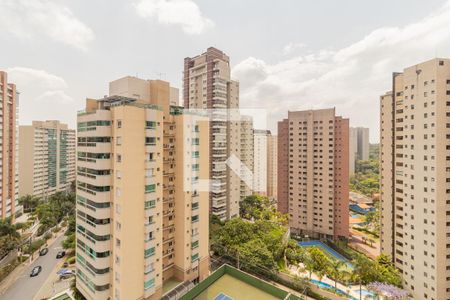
[253,129,268,195]
[19,121,75,198]
[380,58,450,300]
[240,115,254,200]
[267,133,278,200]
[277,109,349,240]
[76,77,210,300]
[184,47,241,220]
[0,71,19,219]
[349,127,369,175]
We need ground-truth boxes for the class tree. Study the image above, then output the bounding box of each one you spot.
[239,194,271,220]
[0,218,22,259]
[352,256,378,300]
[307,247,332,281]
[239,239,276,270]
[328,260,344,289]
[18,195,41,213]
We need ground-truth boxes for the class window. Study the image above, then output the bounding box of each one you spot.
[145,200,156,209]
[192,215,199,223]
[192,138,199,145]
[117,154,122,163]
[144,278,155,290]
[191,253,199,262]
[191,241,199,249]
[145,184,156,193]
[117,120,122,128]
[192,151,199,158]
[145,137,156,145]
[192,164,199,171]
[144,247,155,258]
[146,121,156,129]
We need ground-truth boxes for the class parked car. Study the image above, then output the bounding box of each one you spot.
[56,251,66,259]
[39,248,48,256]
[30,266,42,277]
[58,269,74,280]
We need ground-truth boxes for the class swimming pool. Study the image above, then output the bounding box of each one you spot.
[310,279,375,300]
[298,240,353,268]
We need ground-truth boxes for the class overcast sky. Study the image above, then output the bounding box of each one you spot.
[1,0,450,142]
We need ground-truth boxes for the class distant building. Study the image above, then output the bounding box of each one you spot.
[252,129,277,200]
[277,108,349,240]
[0,71,19,219]
[267,133,278,201]
[349,127,369,175]
[380,58,450,300]
[253,129,268,195]
[19,120,75,198]
[240,115,254,200]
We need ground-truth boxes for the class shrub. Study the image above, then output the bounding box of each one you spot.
[67,256,76,265]
[44,232,53,240]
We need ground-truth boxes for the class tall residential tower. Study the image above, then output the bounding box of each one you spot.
[183,47,240,220]
[76,77,210,300]
[0,71,19,219]
[277,109,349,240]
[380,58,450,300]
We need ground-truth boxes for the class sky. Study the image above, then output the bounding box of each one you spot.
[1,0,450,143]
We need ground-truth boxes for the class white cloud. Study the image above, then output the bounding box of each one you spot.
[233,0,450,142]
[7,67,74,104]
[7,67,75,125]
[0,0,94,51]
[134,0,214,34]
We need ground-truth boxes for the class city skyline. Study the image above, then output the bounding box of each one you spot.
[2,1,450,142]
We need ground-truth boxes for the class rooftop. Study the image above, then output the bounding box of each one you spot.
[180,264,302,300]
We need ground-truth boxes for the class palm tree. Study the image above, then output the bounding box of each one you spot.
[329,260,344,289]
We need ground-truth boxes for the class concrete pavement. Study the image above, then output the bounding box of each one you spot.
[0,234,66,300]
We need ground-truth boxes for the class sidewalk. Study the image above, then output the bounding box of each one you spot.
[0,226,67,295]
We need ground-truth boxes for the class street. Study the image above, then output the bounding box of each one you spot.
[0,234,66,300]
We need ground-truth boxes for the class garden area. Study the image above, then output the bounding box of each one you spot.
[211,195,409,299]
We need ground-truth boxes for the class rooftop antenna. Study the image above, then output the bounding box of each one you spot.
[156,72,166,80]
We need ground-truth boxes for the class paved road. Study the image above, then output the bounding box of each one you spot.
[0,234,66,300]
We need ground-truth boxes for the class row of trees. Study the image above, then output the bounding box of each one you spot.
[19,191,76,236]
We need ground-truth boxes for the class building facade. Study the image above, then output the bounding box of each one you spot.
[349,127,370,175]
[380,58,450,300]
[0,71,19,219]
[267,133,278,201]
[19,120,75,198]
[253,129,268,196]
[240,115,254,200]
[277,109,349,240]
[183,47,241,220]
[76,77,210,300]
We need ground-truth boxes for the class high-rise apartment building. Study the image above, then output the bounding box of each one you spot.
[349,127,370,175]
[240,115,254,200]
[76,77,210,300]
[253,129,268,195]
[19,120,75,198]
[267,133,278,201]
[380,58,450,300]
[184,47,241,220]
[277,109,349,239]
[0,71,19,219]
